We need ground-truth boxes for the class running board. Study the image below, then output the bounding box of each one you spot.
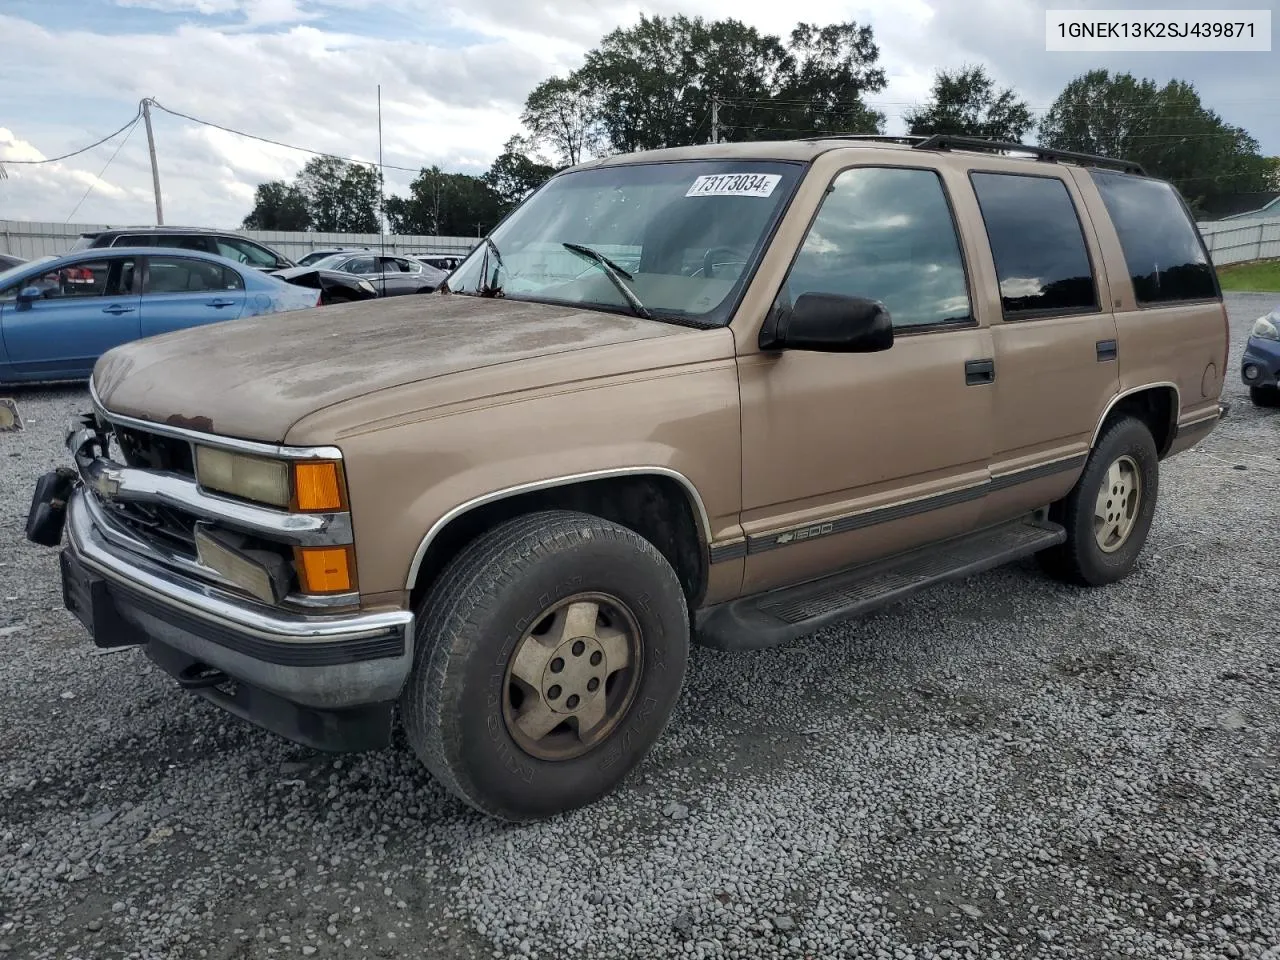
[696,517,1065,651]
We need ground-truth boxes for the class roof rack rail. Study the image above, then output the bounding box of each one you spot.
[803,134,929,145]
[910,134,1146,175]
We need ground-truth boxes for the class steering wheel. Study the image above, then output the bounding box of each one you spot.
[699,246,750,280]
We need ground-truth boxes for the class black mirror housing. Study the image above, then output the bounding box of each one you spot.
[762,292,894,353]
[16,286,43,306]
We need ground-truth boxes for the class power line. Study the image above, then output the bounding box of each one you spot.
[2,106,143,165]
[147,98,424,174]
[65,116,141,223]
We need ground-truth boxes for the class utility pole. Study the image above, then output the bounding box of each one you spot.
[710,96,720,144]
[142,98,164,225]
[377,84,385,253]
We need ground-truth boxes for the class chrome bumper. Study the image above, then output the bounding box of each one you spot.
[64,488,414,710]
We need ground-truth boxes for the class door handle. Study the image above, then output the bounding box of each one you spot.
[207,298,237,308]
[102,305,135,315]
[1096,339,1118,362]
[964,358,995,385]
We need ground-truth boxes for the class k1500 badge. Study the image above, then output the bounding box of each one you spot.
[775,522,834,545]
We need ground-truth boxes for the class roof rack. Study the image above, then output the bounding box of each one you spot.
[804,134,929,145]
[910,134,1146,175]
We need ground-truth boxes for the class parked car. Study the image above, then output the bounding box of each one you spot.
[296,247,370,267]
[308,252,446,296]
[0,253,26,270]
[0,247,319,384]
[1241,305,1280,406]
[269,264,379,305]
[27,135,1229,822]
[70,227,294,272]
[411,254,465,272]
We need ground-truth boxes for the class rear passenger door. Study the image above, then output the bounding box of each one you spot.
[139,255,247,338]
[962,170,1121,527]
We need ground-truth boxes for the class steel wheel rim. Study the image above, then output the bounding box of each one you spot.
[1093,455,1142,553]
[501,592,643,762]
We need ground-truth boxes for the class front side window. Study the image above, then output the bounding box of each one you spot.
[145,256,243,293]
[781,166,972,330]
[446,160,804,325]
[3,258,131,300]
[344,256,377,274]
[970,172,1098,318]
[1090,170,1217,304]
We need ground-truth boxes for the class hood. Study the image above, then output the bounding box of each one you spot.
[92,294,691,442]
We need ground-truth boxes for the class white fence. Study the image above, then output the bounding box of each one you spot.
[1196,217,1280,266]
[0,220,478,262]
[5,216,1280,269]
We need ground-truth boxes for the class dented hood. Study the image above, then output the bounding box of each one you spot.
[91,294,687,442]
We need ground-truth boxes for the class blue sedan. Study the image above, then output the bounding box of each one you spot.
[0,247,321,385]
[1241,305,1280,407]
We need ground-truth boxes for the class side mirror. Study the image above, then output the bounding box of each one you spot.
[16,286,43,306]
[764,292,894,353]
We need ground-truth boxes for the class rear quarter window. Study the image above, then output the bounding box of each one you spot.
[1089,171,1218,304]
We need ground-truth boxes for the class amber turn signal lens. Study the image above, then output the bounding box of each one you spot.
[296,546,354,594]
[293,462,344,511]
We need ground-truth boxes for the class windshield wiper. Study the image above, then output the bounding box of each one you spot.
[562,242,651,319]
[478,236,504,297]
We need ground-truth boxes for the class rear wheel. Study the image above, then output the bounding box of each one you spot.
[401,510,689,821]
[1038,416,1158,586]
[1250,385,1280,407]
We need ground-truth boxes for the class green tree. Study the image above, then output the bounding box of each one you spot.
[904,64,1035,141]
[241,180,311,230]
[295,156,382,232]
[386,167,505,236]
[483,137,559,208]
[770,22,887,137]
[1039,70,1270,213]
[541,14,886,154]
[521,77,603,166]
[338,163,383,233]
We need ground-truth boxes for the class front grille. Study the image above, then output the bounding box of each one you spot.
[104,500,199,558]
[116,426,195,476]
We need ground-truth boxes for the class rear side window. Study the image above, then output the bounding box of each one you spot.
[145,256,244,293]
[1090,171,1217,304]
[970,172,1098,318]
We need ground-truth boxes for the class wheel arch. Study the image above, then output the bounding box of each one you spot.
[405,467,713,611]
[1091,382,1180,458]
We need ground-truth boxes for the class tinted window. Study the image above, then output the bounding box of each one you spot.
[116,234,158,247]
[970,173,1098,317]
[344,257,377,274]
[783,166,971,329]
[1090,171,1217,304]
[153,235,214,253]
[145,256,244,293]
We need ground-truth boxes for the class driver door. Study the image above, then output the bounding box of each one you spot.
[737,163,996,594]
[0,256,141,380]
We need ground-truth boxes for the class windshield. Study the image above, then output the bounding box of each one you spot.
[446,160,804,325]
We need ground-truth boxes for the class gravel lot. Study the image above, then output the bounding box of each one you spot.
[2,292,1279,960]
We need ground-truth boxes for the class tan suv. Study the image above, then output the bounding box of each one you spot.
[27,134,1230,821]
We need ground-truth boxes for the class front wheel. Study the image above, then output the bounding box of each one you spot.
[1038,416,1159,586]
[401,510,690,821]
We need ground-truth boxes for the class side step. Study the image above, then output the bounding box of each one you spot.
[696,517,1065,651]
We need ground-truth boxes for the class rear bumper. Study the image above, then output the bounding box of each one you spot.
[62,488,414,749]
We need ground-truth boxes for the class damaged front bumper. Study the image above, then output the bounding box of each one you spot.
[27,413,414,752]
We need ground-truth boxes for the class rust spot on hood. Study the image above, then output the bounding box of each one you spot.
[165,413,215,432]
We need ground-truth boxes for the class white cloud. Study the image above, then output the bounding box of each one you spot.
[0,0,1274,230]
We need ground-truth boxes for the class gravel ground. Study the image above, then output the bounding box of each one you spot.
[2,292,1279,960]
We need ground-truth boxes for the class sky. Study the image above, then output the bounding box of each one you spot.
[0,0,1275,229]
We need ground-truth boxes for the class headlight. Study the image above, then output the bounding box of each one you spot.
[1252,315,1279,341]
[358,279,376,294]
[195,446,291,507]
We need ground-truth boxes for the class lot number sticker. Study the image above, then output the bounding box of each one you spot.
[686,173,781,198]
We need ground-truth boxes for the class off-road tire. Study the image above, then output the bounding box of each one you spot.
[1038,416,1159,587]
[1249,385,1280,407]
[401,510,689,821]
